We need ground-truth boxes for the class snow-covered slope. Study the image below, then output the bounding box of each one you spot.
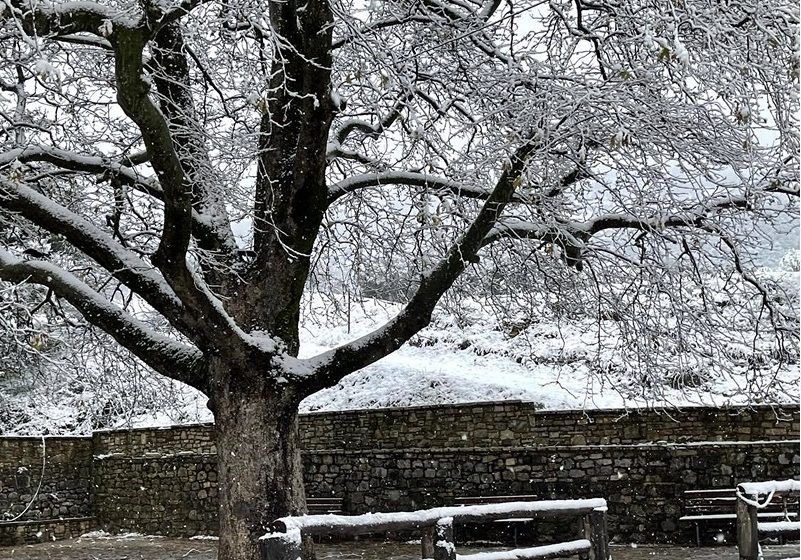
[299,298,627,412]
[297,285,799,412]
[1,266,798,435]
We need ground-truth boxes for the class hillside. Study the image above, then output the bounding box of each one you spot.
[1,256,797,435]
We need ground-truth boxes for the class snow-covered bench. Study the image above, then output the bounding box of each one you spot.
[261,498,609,560]
[454,495,539,545]
[680,487,798,546]
[736,480,800,560]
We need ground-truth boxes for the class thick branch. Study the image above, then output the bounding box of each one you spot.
[328,171,492,204]
[328,164,592,206]
[1,1,113,37]
[1,145,160,196]
[483,188,790,269]
[1,145,236,249]
[0,177,214,342]
[149,23,238,263]
[483,218,587,269]
[300,141,538,392]
[0,249,207,391]
[581,195,753,236]
[112,24,243,348]
[113,26,192,267]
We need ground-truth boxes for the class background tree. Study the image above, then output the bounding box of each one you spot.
[0,0,798,558]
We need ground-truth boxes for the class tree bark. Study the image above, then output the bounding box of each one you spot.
[211,359,307,560]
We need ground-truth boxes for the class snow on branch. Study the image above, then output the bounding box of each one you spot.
[328,171,488,204]
[151,0,210,30]
[0,1,125,38]
[1,145,237,258]
[484,181,799,269]
[327,163,593,207]
[0,177,199,338]
[1,145,161,198]
[0,249,207,390]
[302,140,539,390]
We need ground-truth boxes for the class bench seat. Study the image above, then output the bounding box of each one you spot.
[680,512,798,522]
[758,521,801,535]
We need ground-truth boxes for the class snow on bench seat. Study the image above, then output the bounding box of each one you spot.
[454,539,591,560]
[738,480,801,496]
[758,521,801,534]
[275,499,607,535]
[680,512,798,521]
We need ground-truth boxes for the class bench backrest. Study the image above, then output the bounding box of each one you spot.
[684,489,737,514]
[685,488,800,515]
[454,495,539,506]
[307,497,344,515]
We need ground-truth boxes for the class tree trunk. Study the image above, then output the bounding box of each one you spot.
[212,360,308,560]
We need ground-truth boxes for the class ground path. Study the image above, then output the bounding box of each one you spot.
[0,536,798,560]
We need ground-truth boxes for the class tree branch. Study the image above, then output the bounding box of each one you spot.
[299,140,539,393]
[0,249,207,391]
[1,1,113,37]
[328,171,491,204]
[111,23,243,347]
[1,145,160,197]
[0,177,214,343]
[327,166,589,206]
[149,23,238,263]
[327,90,412,162]
[1,145,237,251]
[484,185,797,269]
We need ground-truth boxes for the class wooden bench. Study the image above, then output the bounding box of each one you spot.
[680,488,799,546]
[454,495,539,545]
[737,480,800,560]
[264,498,609,560]
[307,497,344,515]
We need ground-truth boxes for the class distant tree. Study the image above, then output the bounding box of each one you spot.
[0,0,797,558]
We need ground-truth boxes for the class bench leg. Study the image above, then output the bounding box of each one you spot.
[422,525,435,558]
[695,523,700,547]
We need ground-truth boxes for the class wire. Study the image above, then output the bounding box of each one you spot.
[6,436,46,522]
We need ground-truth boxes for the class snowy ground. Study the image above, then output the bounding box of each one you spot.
[2,535,799,560]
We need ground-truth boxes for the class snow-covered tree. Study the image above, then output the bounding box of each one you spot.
[0,0,797,557]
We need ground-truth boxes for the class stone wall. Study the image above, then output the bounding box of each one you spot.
[1,402,799,546]
[303,441,800,544]
[92,441,799,544]
[300,403,799,450]
[0,436,93,545]
[91,403,799,456]
[93,453,218,537]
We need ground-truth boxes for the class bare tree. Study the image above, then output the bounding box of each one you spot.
[0,0,797,557]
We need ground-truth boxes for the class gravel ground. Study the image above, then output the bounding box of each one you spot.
[0,536,798,560]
